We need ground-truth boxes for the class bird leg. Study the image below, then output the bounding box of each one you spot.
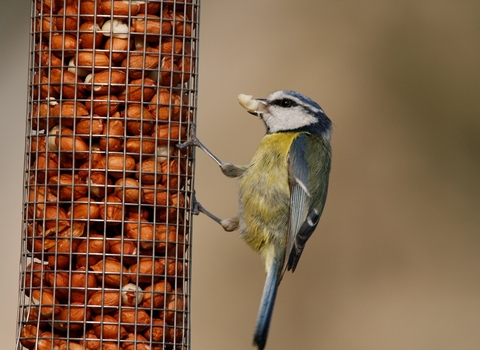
[191,192,239,232]
[177,127,223,166]
[178,130,241,232]
[177,125,248,178]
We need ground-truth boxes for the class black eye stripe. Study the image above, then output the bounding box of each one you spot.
[271,98,298,108]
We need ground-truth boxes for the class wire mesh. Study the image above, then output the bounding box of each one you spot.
[17,1,199,349]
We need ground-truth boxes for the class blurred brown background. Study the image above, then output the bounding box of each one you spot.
[1,1,479,349]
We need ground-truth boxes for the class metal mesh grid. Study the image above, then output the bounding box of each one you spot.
[17,1,199,349]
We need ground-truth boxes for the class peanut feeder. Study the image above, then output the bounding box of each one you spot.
[17,1,199,349]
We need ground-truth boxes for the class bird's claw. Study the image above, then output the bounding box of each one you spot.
[191,192,200,216]
[176,138,196,149]
[176,124,198,149]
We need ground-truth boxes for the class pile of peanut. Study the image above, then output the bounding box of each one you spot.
[19,1,196,349]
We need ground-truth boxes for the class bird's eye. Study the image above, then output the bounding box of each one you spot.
[274,98,297,108]
[281,99,293,107]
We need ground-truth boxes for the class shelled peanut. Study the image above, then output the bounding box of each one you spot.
[19,1,196,349]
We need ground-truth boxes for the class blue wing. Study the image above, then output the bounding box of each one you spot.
[285,133,331,272]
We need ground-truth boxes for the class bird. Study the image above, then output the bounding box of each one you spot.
[177,90,332,349]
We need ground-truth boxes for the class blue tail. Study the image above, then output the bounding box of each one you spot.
[253,258,283,350]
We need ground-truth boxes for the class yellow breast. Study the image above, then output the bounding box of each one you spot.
[238,132,299,253]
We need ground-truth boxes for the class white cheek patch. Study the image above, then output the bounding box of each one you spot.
[263,106,318,133]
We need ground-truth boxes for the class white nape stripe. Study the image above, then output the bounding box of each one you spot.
[321,128,332,142]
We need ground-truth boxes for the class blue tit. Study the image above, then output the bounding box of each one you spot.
[178,90,332,350]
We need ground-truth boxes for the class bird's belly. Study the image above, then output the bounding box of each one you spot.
[237,134,296,253]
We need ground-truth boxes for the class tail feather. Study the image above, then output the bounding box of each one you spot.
[253,258,283,350]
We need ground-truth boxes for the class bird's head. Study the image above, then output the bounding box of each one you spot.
[238,90,332,140]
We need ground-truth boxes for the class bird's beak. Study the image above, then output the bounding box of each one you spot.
[238,94,267,116]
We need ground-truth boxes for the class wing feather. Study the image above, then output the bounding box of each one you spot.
[285,133,330,272]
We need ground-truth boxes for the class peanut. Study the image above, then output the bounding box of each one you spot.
[108,236,138,265]
[91,257,130,287]
[92,314,128,339]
